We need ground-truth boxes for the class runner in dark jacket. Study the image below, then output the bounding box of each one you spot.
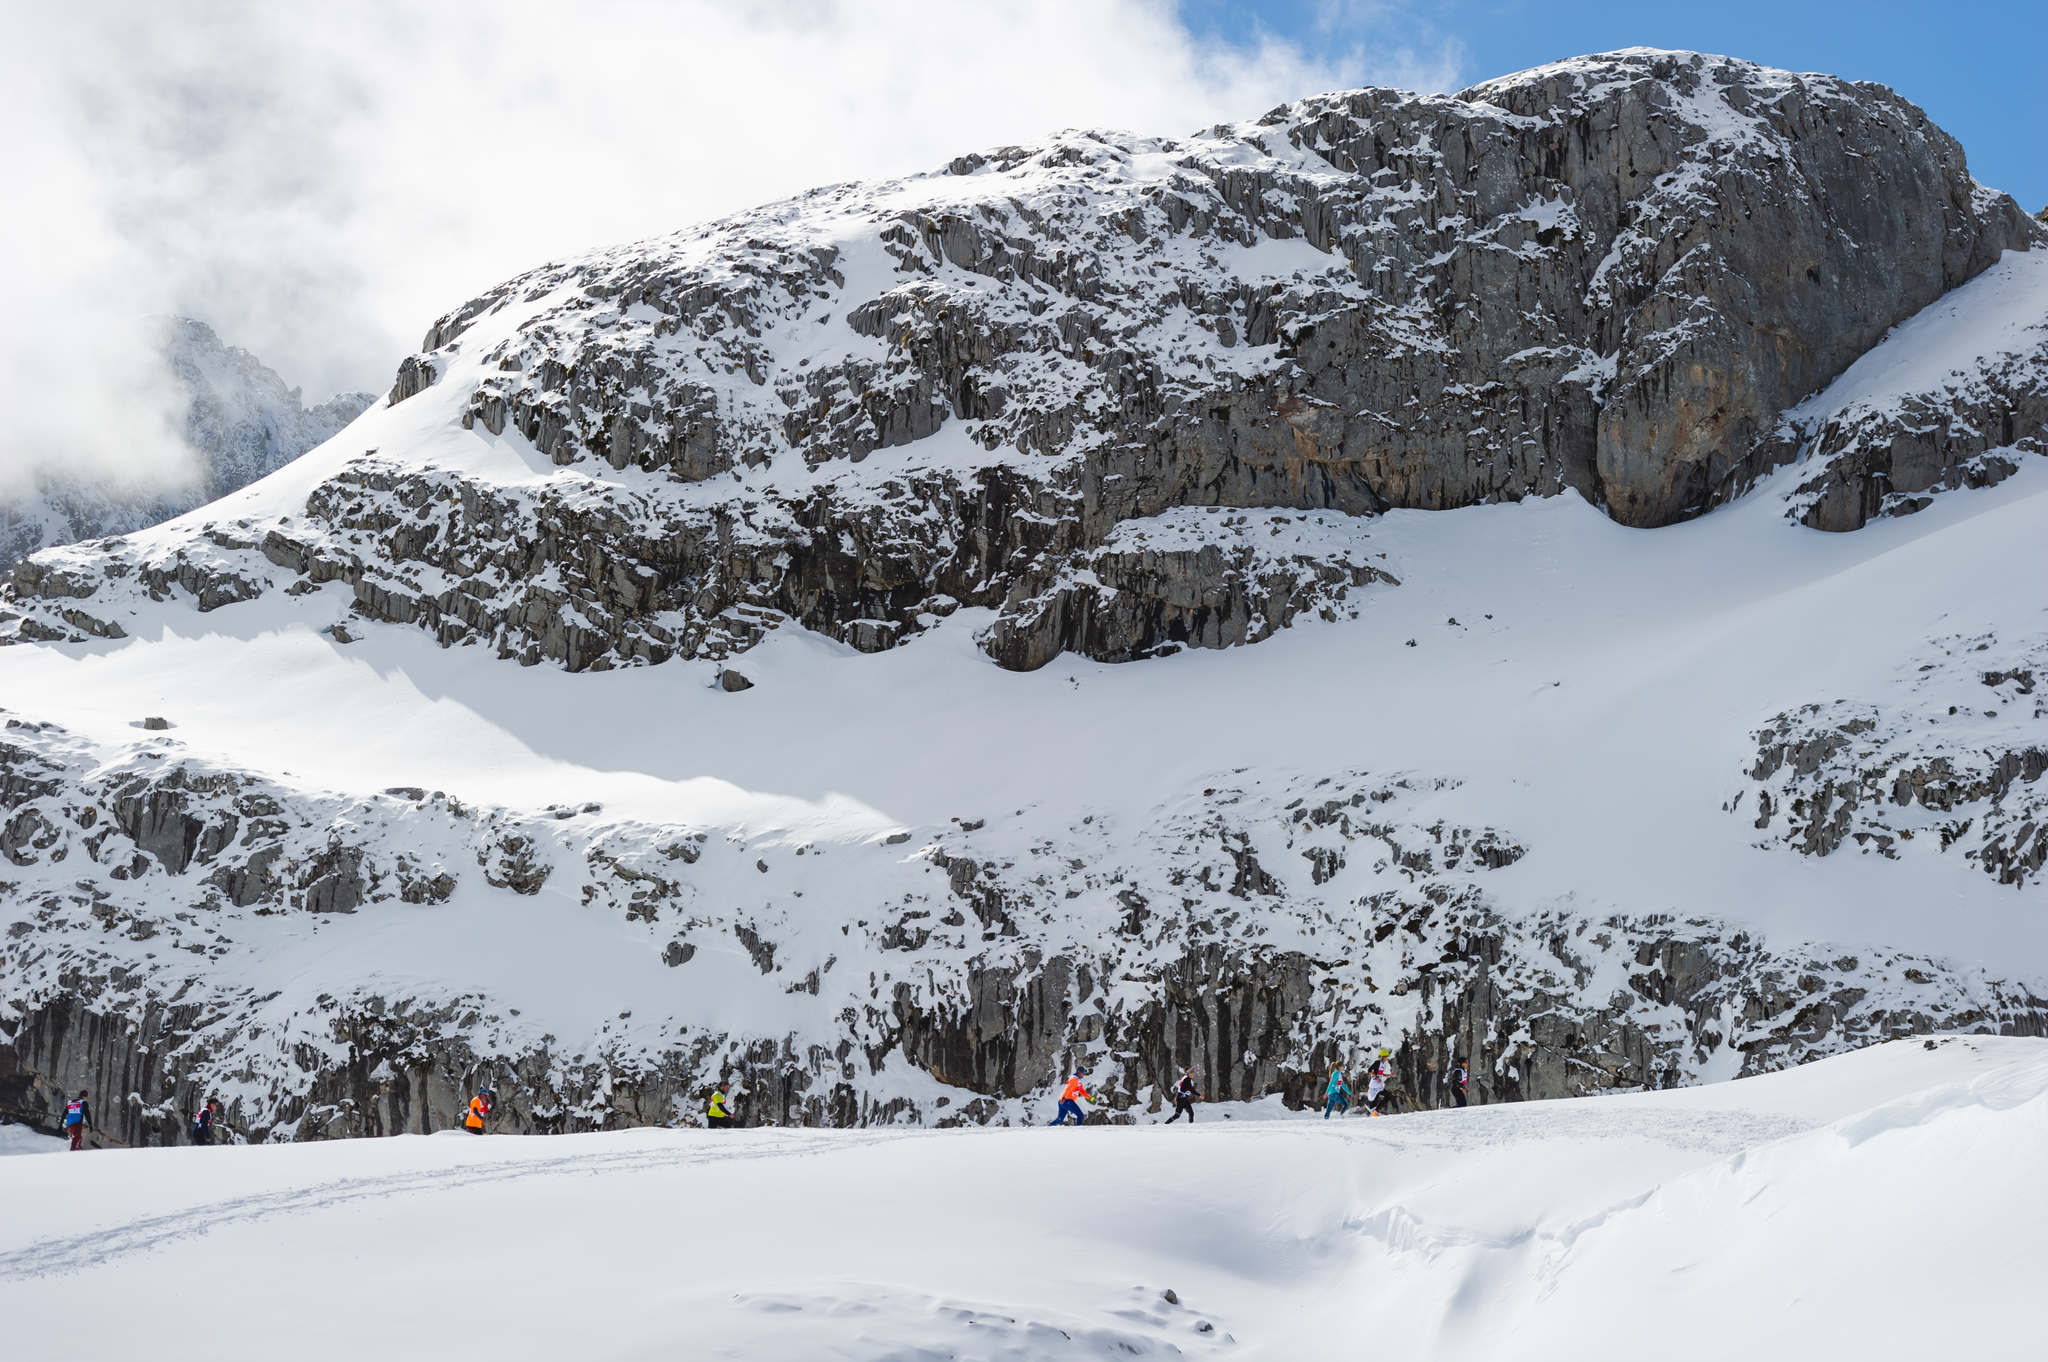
[1163,1069,1200,1124]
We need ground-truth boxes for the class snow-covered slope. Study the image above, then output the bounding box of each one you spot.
[0,1122,60,1156]
[1,354,2045,1140]
[2,1037,2041,1360]
[1,51,2046,1145]
[1778,248,2048,530]
[0,319,374,571]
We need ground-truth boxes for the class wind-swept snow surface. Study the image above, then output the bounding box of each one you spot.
[0,1123,61,1156]
[1,1037,2041,1360]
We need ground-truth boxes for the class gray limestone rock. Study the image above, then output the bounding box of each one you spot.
[1,719,2042,1143]
[2,54,2046,1144]
[1742,629,2048,886]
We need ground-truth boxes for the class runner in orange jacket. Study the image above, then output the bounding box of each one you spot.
[1049,1068,1092,1126]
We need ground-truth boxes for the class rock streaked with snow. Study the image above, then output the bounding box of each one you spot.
[1743,627,2048,886]
[3,51,2048,1146]
[3,51,2040,675]
[1,709,2041,1144]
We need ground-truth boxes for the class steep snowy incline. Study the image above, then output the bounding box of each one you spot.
[0,1037,2040,1360]
[1779,247,2048,529]
[1,403,2045,1139]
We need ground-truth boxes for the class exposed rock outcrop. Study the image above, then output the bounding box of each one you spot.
[1773,251,2048,531]
[1741,630,2048,886]
[3,52,2046,1147]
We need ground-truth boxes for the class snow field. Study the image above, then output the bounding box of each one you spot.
[0,1123,62,1156]
[0,1037,2040,1360]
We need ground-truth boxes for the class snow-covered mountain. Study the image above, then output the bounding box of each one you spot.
[2,50,2046,1146]
[0,318,374,571]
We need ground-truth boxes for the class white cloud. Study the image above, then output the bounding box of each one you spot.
[0,0,1465,499]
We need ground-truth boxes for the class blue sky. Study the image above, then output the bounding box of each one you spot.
[1182,0,2047,209]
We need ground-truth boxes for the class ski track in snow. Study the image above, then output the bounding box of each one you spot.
[0,1128,916,1281]
[0,1100,1806,1282]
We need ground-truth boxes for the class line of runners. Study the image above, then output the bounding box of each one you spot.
[44,1061,1473,1146]
[1049,1051,1473,1125]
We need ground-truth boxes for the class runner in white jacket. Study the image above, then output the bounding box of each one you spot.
[1363,1049,1393,1116]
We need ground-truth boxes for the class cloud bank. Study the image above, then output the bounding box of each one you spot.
[0,0,1464,500]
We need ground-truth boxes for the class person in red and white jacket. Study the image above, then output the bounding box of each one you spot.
[62,1091,94,1150]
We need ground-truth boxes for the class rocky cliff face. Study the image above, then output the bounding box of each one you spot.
[0,318,374,572]
[2,50,2046,1144]
[3,51,2039,673]
[5,713,2040,1143]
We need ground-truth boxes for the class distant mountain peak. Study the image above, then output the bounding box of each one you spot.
[0,319,375,570]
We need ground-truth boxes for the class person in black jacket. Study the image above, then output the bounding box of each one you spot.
[1449,1058,1470,1108]
[1163,1068,1200,1123]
